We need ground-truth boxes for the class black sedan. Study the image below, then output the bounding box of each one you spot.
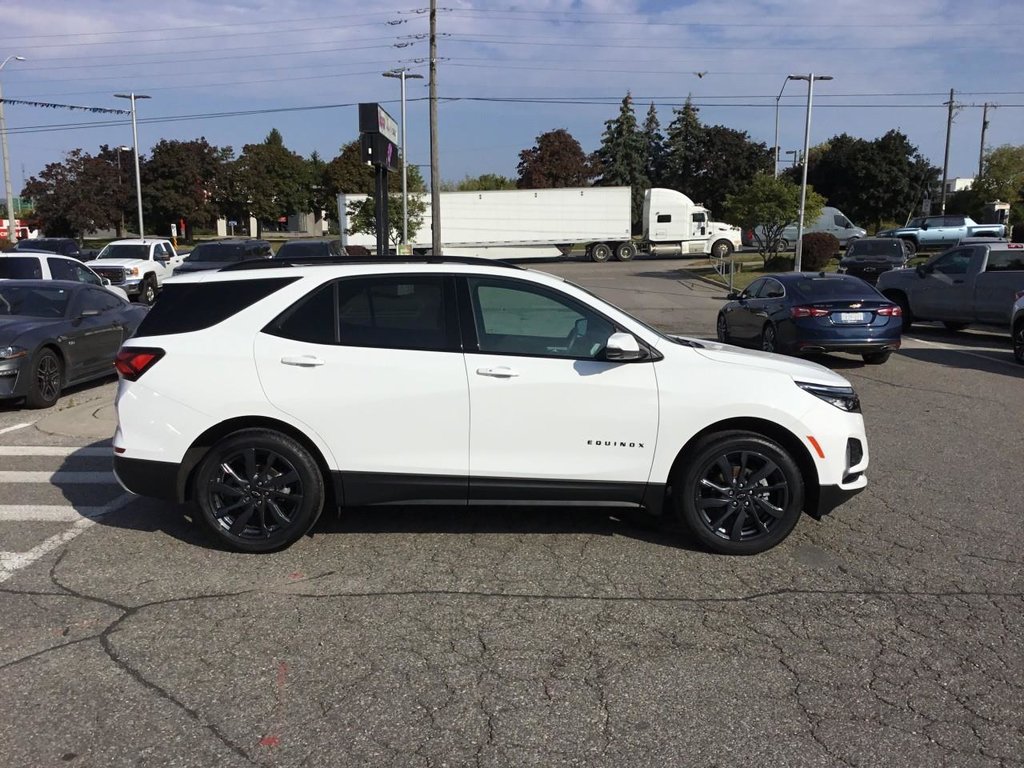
[716,273,903,364]
[838,237,910,284]
[0,280,148,408]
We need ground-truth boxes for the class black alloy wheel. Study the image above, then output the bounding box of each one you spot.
[25,348,63,409]
[716,314,729,343]
[1014,321,1024,364]
[760,324,777,353]
[675,431,804,555]
[195,430,324,553]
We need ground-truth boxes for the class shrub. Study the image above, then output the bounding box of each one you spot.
[799,232,839,271]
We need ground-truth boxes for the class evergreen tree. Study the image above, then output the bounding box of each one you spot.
[663,97,704,193]
[593,92,649,226]
[642,102,666,188]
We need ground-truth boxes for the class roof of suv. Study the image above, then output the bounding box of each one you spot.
[102,238,173,246]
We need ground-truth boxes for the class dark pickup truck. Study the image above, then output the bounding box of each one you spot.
[876,241,1024,330]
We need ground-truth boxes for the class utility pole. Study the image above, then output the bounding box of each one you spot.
[978,103,990,179]
[940,88,955,215]
[429,0,442,255]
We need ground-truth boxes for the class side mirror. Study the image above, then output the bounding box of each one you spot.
[920,221,929,230]
[101,277,111,286]
[726,291,740,300]
[915,264,932,277]
[604,332,643,362]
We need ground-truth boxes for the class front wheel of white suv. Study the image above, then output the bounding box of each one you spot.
[673,431,805,555]
[194,429,325,553]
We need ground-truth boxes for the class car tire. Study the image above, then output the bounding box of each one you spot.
[194,429,325,553]
[862,351,891,365]
[760,323,778,353]
[673,430,805,555]
[716,313,730,343]
[1014,320,1024,364]
[942,322,968,332]
[24,348,63,409]
[778,239,790,252]
[711,239,734,259]
[614,242,637,262]
[845,237,859,250]
[901,238,918,256]
[139,275,158,305]
[590,243,612,263]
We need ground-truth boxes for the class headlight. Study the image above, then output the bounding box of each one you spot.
[796,381,861,412]
[128,266,140,277]
[0,345,28,360]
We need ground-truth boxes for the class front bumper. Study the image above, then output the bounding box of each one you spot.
[813,483,865,517]
[0,357,30,400]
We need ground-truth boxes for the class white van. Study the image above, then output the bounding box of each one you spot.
[745,207,867,249]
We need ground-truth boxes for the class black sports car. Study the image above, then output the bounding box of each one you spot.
[0,280,148,408]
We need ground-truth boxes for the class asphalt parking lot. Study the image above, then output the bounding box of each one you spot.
[1,259,1022,767]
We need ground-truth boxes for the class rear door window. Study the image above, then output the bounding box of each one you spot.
[984,249,1024,272]
[0,257,43,279]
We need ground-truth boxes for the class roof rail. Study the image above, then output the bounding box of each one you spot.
[218,254,524,272]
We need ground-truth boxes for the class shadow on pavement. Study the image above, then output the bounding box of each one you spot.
[897,347,1023,379]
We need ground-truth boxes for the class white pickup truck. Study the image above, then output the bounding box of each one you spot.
[88,239,184,304]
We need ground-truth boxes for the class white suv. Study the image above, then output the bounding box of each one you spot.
[113,257,869,555]
[0,252,129,300]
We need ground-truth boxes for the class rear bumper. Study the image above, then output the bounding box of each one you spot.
[795,339,901,355]
[114,455,180,501]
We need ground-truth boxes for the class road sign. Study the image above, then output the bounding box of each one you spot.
[358,103,399,146]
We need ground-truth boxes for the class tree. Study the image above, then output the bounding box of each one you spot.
[517,129,595,189]
[593,92,648,226]
[722,174,825,266]
[642,102,667,188]
[440,173,516,191]
[346,192,427,249]
[695,125,772,214]
[663,97,703,193]
[973,144,1024,223]
[141,138,233,241]
[231,129,312,235]
[22,149,122,240]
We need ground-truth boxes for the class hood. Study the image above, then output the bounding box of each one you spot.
[0,317,61,341]
[709,221,741,233]
[174,261,229,273]
[91,258,147,268]
[674,336,851,387]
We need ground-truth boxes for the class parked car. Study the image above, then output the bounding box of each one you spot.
[0,280,148,408]
[273,239,345,260]
[0,252,129,300]
[876,215,1007,255]
[172,239,273,275]
[837,238,911,284]
[10,237,95,262]
[717,273,902,364]
[1011,290,1024,364]
[742,207,866,250]
[877,241,1024,331]
[112,256,869,556]
[90,239,183,305]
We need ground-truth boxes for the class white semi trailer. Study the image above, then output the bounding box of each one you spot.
[338,186,741,261]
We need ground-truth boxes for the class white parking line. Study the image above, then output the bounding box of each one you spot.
[0,505,114,522]
[0,422,34,435]
[0,447,110,457]
[0,471,116,484]
[903,335,1019,369]
[0,493,134,584]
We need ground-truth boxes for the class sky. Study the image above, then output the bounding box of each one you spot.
[1,0,1022,209]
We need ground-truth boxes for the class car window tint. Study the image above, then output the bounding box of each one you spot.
[985,249,1024,272]
[792,278,880,300]
[760,279,785,299]
[0,285,70,317]
[742,279,765,299]
[0,257,43,279]
[77,287,123,314]
[932,249,970,275]
[267,283,337,345]
[333,276,448,351]
[468,277,615,360]
[137,278,299,337]
[47,257,78,281]
[76,265,102,284]
[943,216,965,227]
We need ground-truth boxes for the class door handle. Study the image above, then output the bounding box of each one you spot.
[281,355,325,367]
[952,279,964,284]
[476,366,519,378]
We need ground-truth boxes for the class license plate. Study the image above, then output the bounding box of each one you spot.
[837,312,867,323]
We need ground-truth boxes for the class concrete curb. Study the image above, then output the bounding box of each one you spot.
[35,398,116,441]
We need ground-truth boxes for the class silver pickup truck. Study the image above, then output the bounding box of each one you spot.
[876,241,1024,331]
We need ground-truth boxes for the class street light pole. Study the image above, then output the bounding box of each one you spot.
[773,76,791,178]
[115,145,131,238]
[0,55,26,243]
[383,68,424,248]
[114,92,151,240]
[789,73,832,272]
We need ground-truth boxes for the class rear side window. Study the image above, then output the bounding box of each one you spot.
[985,249,1024,272]
[135,278,299,337]
[0,257,43,279]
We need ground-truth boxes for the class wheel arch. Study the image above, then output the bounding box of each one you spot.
[176,416,340,510]
[664,417,822,519]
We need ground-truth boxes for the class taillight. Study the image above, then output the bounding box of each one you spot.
[114,348,164,380]
[790,306,830,318]
[877,305,902,317]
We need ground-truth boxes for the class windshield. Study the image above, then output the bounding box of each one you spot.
[848,240,903,257]
[905,218,924,228]
[0,285,70,317]
[98,244,149,260]
[794,277,883,301]
[185,243,247,262]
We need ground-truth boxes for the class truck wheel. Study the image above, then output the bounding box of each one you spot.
[884,291,913,331]
[139,276,157,305]
[614,242,637,262]
[901,238,918,256]
[590,243,612,263]
[711,239,734,259]
[778,238,790,252]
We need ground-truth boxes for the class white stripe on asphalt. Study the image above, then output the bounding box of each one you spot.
[903,335,1019,369]
[0,471,115,484]
[0,505,114,522]
[0,493,134,584]
[0,422,34,435]
[0,447,110,457]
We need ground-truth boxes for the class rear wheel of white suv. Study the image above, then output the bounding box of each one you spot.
[674,431,805,555]
[194,429,324,553]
